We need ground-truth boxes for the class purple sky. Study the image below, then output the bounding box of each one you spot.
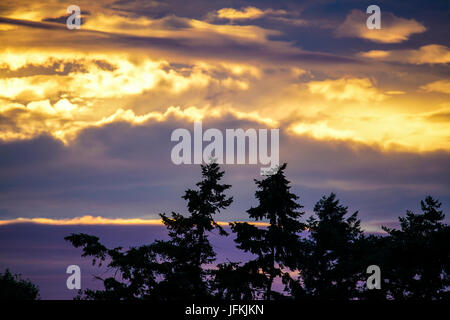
[0,223,256,299]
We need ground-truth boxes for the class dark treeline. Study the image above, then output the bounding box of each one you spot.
[0,269,40,300]
[65,163,450,300]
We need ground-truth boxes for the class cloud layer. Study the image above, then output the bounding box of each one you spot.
[0,0,449,228]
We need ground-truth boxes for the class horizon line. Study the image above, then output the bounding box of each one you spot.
[0,215,390,233]
[0,215,271,227]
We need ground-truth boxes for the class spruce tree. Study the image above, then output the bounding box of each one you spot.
[65,162,232,300]
[382,196,450,300]
[230,163,305,300]
[154,162,233,299]
[0,269,40,300]
[301,193,364,299]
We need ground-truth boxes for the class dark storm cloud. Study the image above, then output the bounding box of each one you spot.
[0,16,65,30]
[0,115,449,228]
[279,133,450,223]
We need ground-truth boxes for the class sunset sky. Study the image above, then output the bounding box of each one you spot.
[0,0,449,232]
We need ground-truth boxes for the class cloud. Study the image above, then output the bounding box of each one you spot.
[0,52,217,100]
[0,23,17,31]
[212,6,311,27]
[0,38,447,154]
[0,90,278,143]
[360,44,450,64]
[336,10,426,43]
[0,0,449,228]
[1,48,448,153]
[359,50,389,59]
[420,80,450,94]
[81,13,279,42]
[216,6,286,20]
[0,15,356,69]
[1,116,449,226]
[0,215,162,226]
[307,77,386,102]
[0,50,273,142]
[291,122,355,141]
[386,91,405,95]
[0,215,269,226]
[421,105,450,123]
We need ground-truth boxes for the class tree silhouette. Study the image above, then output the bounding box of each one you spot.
[64,233,161,299]
[152,162,233,300]
[65,162,232,300]
[298,193,364,299]
[381,196,450,300]
[0,269,40,300]
[64,164,450,301]
[230,163,305,300]
[211,260,266,300]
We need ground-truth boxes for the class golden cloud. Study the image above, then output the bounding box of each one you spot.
[216,6,286,20]
[386,91,406,95]
[71,11,280,43]
[0,215,163,226]
[360,45,450,64]
[0,51,262,101]
[0,4,448,156]
[0,215,269,226]
[283,77,450,151]
[420,80,450,94]
[288,109,450,152]
[336,10,426,43]
[359,50,389,59]
[217,7,266,20]
[0,23,17,31]
[291,122,355,141]
[307,77,386,102]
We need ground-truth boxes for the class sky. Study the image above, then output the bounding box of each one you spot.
[0,223,256,299]
[0,0,449,233]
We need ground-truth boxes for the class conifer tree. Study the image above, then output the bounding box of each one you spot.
[382,196,450,300]
[300,193,364,299]
[66,162,232,300]
[230,163,305,300]
[0,269,40,300]
[154,162,233,299]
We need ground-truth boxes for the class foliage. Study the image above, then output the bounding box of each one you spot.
[229,163,306,300]
[0,269,40,300]
[64,164,450,300]
[65,162,232,300]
